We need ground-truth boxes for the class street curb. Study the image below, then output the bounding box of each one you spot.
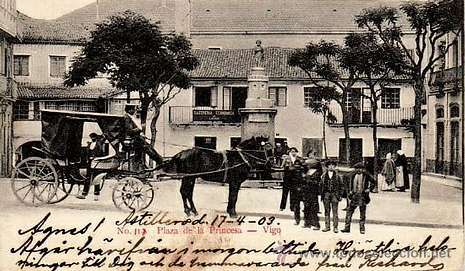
[422,173,463,189]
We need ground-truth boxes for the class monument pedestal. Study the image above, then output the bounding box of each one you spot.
[239,67,277,144]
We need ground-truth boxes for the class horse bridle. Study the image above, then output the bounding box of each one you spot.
[235,142,274,167]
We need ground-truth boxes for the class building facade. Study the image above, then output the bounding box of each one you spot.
[0,0,17,177]
[424,32,463,179]
[157,48,416,165]
[12,41,117,161]
[13,0,418,169]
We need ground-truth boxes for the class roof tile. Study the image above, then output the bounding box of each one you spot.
[190,47,313,79]
[17,82,119,99]
[18,0,409,43]
[192,0,405,32]
[18,0,175,44]
[190,47,410,80]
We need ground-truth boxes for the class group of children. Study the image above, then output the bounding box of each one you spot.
[281,148,375,234]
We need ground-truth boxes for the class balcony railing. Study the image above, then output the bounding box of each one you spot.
[328,105,415,126]
[430,66,463,94]
[169,106,241,125]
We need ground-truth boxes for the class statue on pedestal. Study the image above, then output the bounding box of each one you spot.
[254,40,264,67]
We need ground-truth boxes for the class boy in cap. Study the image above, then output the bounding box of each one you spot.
[320,160,344,233]
[341,162,375,234]
[77,132,105,200]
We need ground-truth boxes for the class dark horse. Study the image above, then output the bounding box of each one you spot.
[156,136,273,217]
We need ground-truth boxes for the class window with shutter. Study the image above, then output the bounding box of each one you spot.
[304,87,322,107]
[223,87,231,109]
[381,88,400,109]
[50,56,66,78]
[268,87,287,106]
[210,86,218,107]
[268,88,276,105]
[13,55,29,76]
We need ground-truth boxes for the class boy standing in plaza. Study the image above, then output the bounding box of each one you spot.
[320,160,344,233]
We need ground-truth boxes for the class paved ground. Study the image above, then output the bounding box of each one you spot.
[0,176,463,271]
[1,175,462,227]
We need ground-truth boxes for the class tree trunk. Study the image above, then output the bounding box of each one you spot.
[322,109,328,159]
[138,99,150,168]
[411,90,423,203]
[340,93,351,165]
[139,100,150,135]
[372,101,379,193]
[147,104,161,168]
[150,105,161,149]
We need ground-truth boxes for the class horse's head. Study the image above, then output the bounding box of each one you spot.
[236,136,269,150]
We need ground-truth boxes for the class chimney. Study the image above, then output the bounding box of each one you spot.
[174,0,191,37]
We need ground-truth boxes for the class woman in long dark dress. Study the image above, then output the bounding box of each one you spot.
[303,158,322,229]
[396,150,410,191]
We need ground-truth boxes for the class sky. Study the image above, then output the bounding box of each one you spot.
[17,0,95,19]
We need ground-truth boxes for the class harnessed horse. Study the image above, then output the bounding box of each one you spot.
[156,136,273,217]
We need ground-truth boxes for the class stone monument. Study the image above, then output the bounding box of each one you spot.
[239,41,277,144]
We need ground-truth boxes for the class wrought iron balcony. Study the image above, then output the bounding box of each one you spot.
[327,104,415,127]
[169,106,241,125]
[430,66,463,95]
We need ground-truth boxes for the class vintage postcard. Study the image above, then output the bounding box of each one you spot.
[1,0,464,270]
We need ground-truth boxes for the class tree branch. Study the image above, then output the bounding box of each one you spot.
[421,28,462,79]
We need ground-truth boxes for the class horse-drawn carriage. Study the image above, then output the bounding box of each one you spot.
[11,109,274,216]
[11,109,156,211]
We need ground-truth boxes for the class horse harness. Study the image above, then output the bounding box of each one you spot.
[164,147,269,181]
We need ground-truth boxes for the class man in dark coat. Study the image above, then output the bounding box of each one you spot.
[320,160,344,233]
[341,162,375,234]
[303,158,322,229]
[123,104,163,169]
[281,147,306,224]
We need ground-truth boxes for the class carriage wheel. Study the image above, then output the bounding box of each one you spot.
[112,177,154,212]
[47,178,74,204]
[11,157,59,206]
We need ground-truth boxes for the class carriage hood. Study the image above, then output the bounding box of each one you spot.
[41,110,125,161]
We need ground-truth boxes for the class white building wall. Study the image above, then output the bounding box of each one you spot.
[13,43,109,87]
[14,44,80,84]
[153,80,416,158]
